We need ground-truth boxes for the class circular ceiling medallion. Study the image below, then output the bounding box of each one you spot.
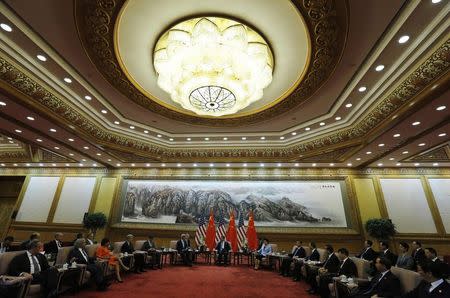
[153,17,274,116]
[75,0,347,126]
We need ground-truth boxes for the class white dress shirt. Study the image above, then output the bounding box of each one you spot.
[26,251,41,274]
[79,248,89,262]
[429,278,444,292]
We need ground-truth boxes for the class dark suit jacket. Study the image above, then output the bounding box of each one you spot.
[44,240,61,255]
[380,249,398,266]
[215,241,231,254]
[357,247,377,261]
[365,270,401,298]
[338,258,358,277]
[176,239,190,253]
[412,248,426,265]
[321,253,340,273]
[403,279,450,298]
[307,249,320,262]
[0,242,12,253]
[67,248,94,265]
[121,241,135,254]
[291,246,306,258]
[142,240,156,251]
[8,252,50,277]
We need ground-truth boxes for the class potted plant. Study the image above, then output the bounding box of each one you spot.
[365,218,396,241]
[83,212,107,238]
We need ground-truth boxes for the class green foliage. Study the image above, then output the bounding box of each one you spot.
[365,218,396,241]
[83,212,107,236]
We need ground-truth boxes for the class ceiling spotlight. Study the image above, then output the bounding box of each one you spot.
[14,129,22,133]
[260,136,265,140]
[0,23,12,32]
[84,95,92,100]
[305,127,311,131]
[54,146,60,150]
[358,86,367,92]
[26,163,31,167]
[83,146,89,150]
[96,153,101,156]
[277,163,281,167]
[131,164,136,167]
[347,163,352,166]
[291,132,297,136]
[356,158,361,161]
[378,143,385,147]
[414,163,420,166]
[418,143,426,146]
[243,163,247,167]
[52,163,56,167]
[345,103,352,108]
[335,116,341,121]
[433,163,439,166]
[398,35,410,44]
[223,137,228,141]
[143,130,149,134]
[393,133,401,138]
[63,77,72,83]
[312,163,317,167]
[69,153,74,156]
[241,137,246,140]
[319,122,325,126]
[279,136,285,140]
[81,159,86,162]
[92,163,97,167]
[438,133,446,137]
[412,121,421,126]
[187,138,191,141]
[402,151,409,154]
[366,151,372,154]
[129,126,135,129]
[226,163,231,167]
[161,163,166,167]
[0,101,6,106]
[39,163,44,167]
[260,163,265,167]
[37,54,47,61]
[65,163,70,167]
[107,159,112,161]
[36,138,43,142]
[209,163,214,167]
[396,163,401,166]
[101,109,107,114]
[389,157,395,161]
[204,137,209,141]
[295,163,299,167]
[436,105,446,111]
[193,163,198,167]
[26,116,35,121]
[49,128,56,132]
[13,163,18,167]
[169,138,174,141]
[114,121,120,125]
[329,163,335,166]
[0,163,4,167]
[68,138,74,142]
[377,163,383,167]
[432,0,442,3]
[177,163,182,167]
[116,163,121,167]
[375,65,385,71]
[146,163,151,167]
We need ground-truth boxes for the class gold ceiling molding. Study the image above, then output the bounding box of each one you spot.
[0,38,448,162]
[74,0,347,126]
[104,147,160,163]
[408,144,450,162]
[299,145,360,162]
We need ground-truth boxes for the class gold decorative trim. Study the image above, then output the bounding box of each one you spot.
[74,0,347,125]
[420,176,446,235]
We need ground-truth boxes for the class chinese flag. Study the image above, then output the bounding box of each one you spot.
[247,210,258,250]
[226,211,238,252]
[205,209,216,250]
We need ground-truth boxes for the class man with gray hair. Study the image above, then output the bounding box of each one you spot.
[8,239,59,297]
[121,234,146,273]
[44,232,63,255]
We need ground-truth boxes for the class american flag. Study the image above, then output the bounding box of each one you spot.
[215,211,227,243]
[195,213,207,247]
[237,211,247,249]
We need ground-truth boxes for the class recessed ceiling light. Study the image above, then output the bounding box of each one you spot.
[226,163,231,167]
[389,157,395,161]
[0,101,6,106]
[13,163,18,167]
[14,129,22,133]
[305,127,311,131]
[204,137,209,141]
[241,137,246,140]
[398,35,410,44]
[8,140,14,144]
[280,136,285,140]
[260,163,265,167]
[358,86,367,92]
[63,77,72,83]
[347,163,352,166]
[156,134,161,138]
[396,163,401,166]
[161,163,166,167]
[393,133,401,138]
[187,138,191,141]
[52,163,56,167]
[295,163,299,167]
[54,147,60,150]
[291,132,297,136]
[414,163,420,166]
[433,162,439,166]
[312,163,317,167]
[68,138,74,142]
[83,146,89,150]
[377,163,383,167]
[96,153,101,156]
[418,143,426,146]
[193,163,197,167]
[26,163,31,167]
[329,163,334,166]
[243,163,247,167]
[130,163,135,167]
[345,103,352,108]
[26,116,35,121]
[84,95,92,100]
[177,163,181,167]
[0,23,12,32]
[375,65,385,71]
[402,151,409,154]
[116,163,121,167]
[223,137,228,140]
[39,163,44,167]
[366,151,372,154]
[378,143,385,147]
[65,163,70,167]
[169,138,174,141]
[0,163,5,167]
[49,128,56,132]
[335,116,341,121]
[92,163,97,167]
[36,138,43,142]
[319,122,325,126]
[146,163,151,167]
[277,163,281,167]
[101,109,107,114]
[142,130,149,134]
[114,121,120,125]
[432,0,442,3]
[107,159,112,162]
[260,136,265,140]
[356,157,361,161]
[436,105,446,111]
[209,163,214,167]
[438,133,446,137]
[69,153,74,156]
[36,54,47,61]
[129,126,135,129]
[412,121,420,126]
[81,159,86,162]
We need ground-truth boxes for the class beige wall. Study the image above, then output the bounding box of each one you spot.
[1,167,450,255]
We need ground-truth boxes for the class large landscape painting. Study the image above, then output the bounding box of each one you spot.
[119,180,349,227]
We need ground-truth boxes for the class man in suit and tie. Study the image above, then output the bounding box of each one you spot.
[403,261,450,298]
[19,232,40,250]
[280,241,306,277]
[176,234,193,266]
[356,240,377,262]
[121,234,146,273]
[352,257,401,298]
[254,238,272,270]
[396,242,415,270]
[319,248,358,298]
[142,235,161,269]
[411,241,426,269]
[215,235,231,266]
[293,242,320,281]
[0,236,14,253]
[44,233,63,255]
[379,241,397,266]
[425,247,449,278]
[306,244,340,295]
[68,238,108,291]
[8,239,59,297]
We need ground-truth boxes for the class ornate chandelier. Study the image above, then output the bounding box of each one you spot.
[153,17,274,117]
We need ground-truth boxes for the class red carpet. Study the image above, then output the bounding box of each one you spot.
[62,265,315,298]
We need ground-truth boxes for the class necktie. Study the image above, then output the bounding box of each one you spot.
[293,248,298,256]
[57,240,61,249]
[81,249,88,261]
[182,240,185,249]
[31,255,41,273]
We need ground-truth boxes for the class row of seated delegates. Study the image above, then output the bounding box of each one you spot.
[305,244,341,295]
[69,238,109,291]
[279,241,306,277]
[0,236,14,253]
[254,238,273,270]
[215,235,232,266]
[121,234,147,273]
[97,238,129,282]
[73,232,95,245]
[176,233,194,266]
[404,261,450,297]
[142,235,162,269]
[292,242,320,281]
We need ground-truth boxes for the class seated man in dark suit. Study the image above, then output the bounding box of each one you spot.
[0,236,14,253]
[403,261,450,298]
[356,240,377,262]
[319,248,358,298]
[306,244,340,295]
[280,241,306,277]
[396,242,415,270]
[379,241,397,266]
[19,232,40,250]
[121,234,146,273]
[351,257,401,298]
[68,238,108,291]
[44,233,63,255]
[8,239,59,297]
[411,241,426,269]
[425,247,449,278]
[176,234,193,266]
[142,235,162,269]
[293,241,320,281]
[215,236,231,266]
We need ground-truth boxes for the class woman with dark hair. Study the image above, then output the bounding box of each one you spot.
[96,238,129,282]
